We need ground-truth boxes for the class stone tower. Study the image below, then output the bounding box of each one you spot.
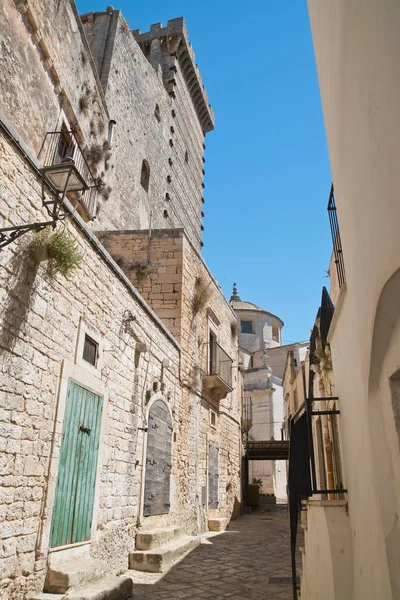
[82,11,214,252]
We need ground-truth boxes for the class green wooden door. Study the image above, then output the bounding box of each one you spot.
[50,381,103,548]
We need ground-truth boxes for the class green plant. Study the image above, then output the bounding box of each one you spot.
[86,143,103,168]
[97,119,105,134]
[79,93,90,113]
[252,477,263,493]
[29,228,82,277]
[312,338,333,392]
[192,275,211,315]
[135,262,157,283]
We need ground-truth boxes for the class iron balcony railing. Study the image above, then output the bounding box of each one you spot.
[288,397,346,599]
[40,130,98,218]
[328,184,346,287]
[207,341,233,389]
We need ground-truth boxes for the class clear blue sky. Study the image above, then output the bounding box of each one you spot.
[77,0,332,343]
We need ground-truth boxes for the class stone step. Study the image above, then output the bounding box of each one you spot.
[130,535,200,573]
[27,594,66,600]
[44,557,107,594]
[135,525,185,550]
[208,518,229,532]
[67,576,133,600]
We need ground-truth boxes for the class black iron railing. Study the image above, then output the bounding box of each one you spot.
[328,185,345,287]
[288,397,346,599]
[207,341,233,388]
[41,130,98,217]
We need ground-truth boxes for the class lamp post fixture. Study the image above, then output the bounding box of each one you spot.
[0,149,89,249]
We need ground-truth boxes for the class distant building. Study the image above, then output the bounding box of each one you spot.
[229,284,307,501]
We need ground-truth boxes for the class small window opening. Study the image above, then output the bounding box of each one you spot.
[185,150,189,163]
[140,159,150,192]
[83,334,98,366]
[108,119,116,147]
[272,325,280,342]
[154,103,161,122]
[210,410,217,428]
[167,175,172,184]
[171,109,176,118]
[168,157,173,166]
[241,320,253,334]
[170,126,175,135]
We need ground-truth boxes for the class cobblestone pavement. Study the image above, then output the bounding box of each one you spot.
[125,505,293,600]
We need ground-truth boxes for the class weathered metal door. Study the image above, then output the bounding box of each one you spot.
[143,400,172,516]
[50,381,103,548]
[208,442,219,508]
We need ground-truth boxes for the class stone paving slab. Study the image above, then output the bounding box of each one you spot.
[124,505,293,600]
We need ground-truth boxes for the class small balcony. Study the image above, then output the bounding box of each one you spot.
[203,341,233,401]
[40,129,98,220]
[328,185,345,287]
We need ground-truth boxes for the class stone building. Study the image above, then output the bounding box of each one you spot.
[0,2,241,599]
[285,1,400,598]
[229,285,288,500]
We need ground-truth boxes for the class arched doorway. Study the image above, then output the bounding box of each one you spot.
[143,399,173,517]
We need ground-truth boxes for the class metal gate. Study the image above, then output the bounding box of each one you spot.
[50,381,103,547]
[208,442,219,508]
[143,400,172,516]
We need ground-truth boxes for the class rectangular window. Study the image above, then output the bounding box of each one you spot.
[241,320,253,334]
[82,334,98,366]
[210,409,217,428]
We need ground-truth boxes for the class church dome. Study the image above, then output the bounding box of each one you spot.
[229,283,284,325]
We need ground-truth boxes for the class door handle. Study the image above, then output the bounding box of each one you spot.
[79,424,91,435]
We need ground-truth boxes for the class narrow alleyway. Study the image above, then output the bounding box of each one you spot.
[125,505,292,600]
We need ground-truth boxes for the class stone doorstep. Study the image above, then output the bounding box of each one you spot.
[67,576,133,600]
[135,525,185,550]
[44,557,108,594]
[207,518,229,532]
[29,576,132,600]
[129,535,200,573]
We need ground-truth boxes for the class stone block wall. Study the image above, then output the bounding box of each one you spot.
[97,229,183,341]
[100,228,243,531]
[0,0,108,162]
[0,128,181,599]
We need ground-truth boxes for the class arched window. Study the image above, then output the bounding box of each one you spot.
[140,160,150,192]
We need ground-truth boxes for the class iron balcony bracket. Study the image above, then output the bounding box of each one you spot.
[0,220,57,249]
